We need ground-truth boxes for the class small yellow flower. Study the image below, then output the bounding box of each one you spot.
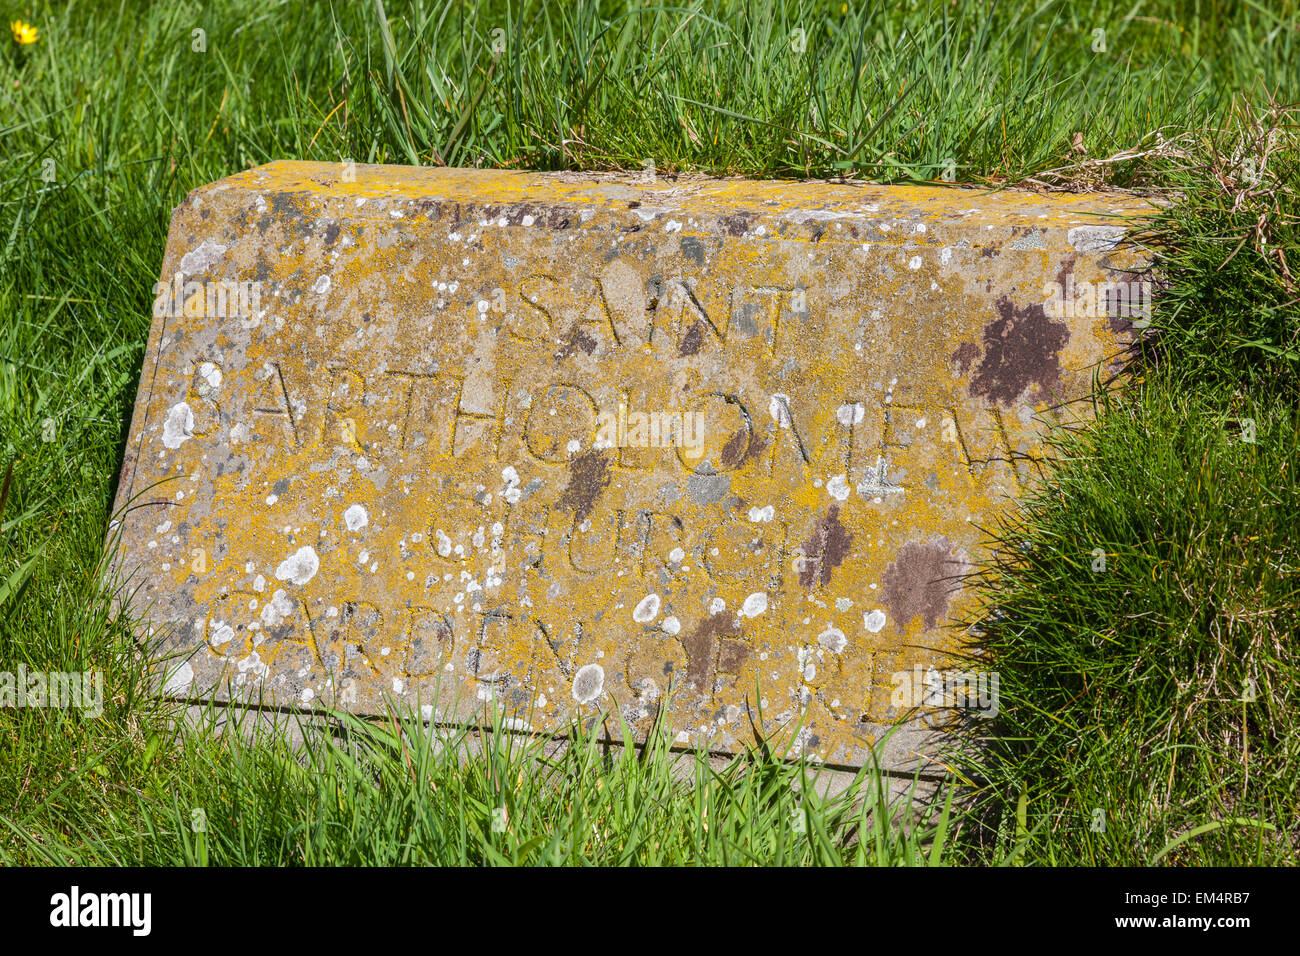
[11,19,38,44]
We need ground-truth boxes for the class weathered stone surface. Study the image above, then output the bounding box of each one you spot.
[111,161,1152,768]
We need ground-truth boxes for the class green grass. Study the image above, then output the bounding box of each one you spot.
[6,698,969,866]
[961,97,1300,865]
[1,0,1297,865]
[964,382,1299,865]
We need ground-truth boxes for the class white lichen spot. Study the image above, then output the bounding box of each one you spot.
[826,474,851,501]
[748,505,775,522]
[163,661,194,695]
[863,609,887,633]
[209,622,234,648]
[632,593,661,623]
[742,592,768,618]
[572,663,605,704]
[1067,225,1124,252]
[198,362,222,393]
[434,531,452,557]
[769,393,793,428]
[502,465,522,504]
[161,402,194,449]
[662,616,682,635]
[274,546,320,586]
[908,255,922,270]
[259,589,295,627]
[311,275,331,295]
[836,402,865,426]
[343,503,369,532]
[818,627,848,654]
[178,240,227,275]
[709,598,726,615]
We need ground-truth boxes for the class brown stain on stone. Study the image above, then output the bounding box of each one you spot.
[717,639,749,673]
[681,614,741,691]
[968,295,1070,406]
[799,505,853,589]
[1055,253,1077,288]
[880,538,964,632]
[1106,313,1136,335]
[951,341,980,374]
[721,212,754,236]
[1102,263,1160,336]
[719,428,745,467]
[555,324,598,362]
[719,425,765,470]
[556,450,612,522]
[678,319,705,356]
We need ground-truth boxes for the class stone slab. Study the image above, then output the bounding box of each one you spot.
[110,161,1153,769]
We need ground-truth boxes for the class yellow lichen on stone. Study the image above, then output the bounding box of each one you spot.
[112,161,1154,769]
